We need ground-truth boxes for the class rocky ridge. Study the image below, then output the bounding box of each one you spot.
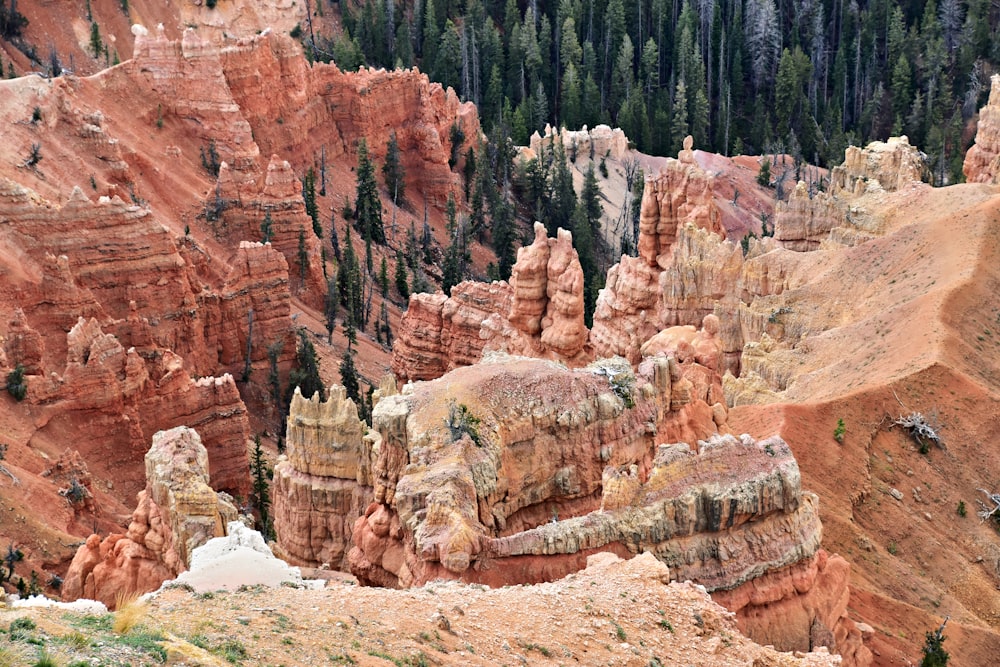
[2,550,841,667]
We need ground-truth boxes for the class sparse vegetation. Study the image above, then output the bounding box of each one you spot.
[957,501,966,517]
[833,418,846,443]
[200,140,221,177]
[22,143,41,169]
[113,590,147,634]
[9,617,37,641]
[921,618,949,667]
[3,543,24,583]
[446,400,482,447]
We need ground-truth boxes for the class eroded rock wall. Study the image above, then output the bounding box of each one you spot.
[272,386,374,568]
[528,124,629,162]
[390,224,590,382]
[220,33,479,207]
[350,354,717,588]
[590,137,729,366]
[829,136,927,195]
[773,182,846,251]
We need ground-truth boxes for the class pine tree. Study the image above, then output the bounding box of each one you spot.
[287,330,324,402]
[671,79,689,155]
[260,210,273,243]
[89,21,103,58]
[339,347,360,404]
[441,194,468,294]
[561,63,582,129]
[433,19,463,92]
[382,131,405,206]
[330,209,341,261]
[249,435,272,538]
[920,620,949,667]
[379,301,392,347]
[394,249,409,300]
[337,225,363,330]
[301,168,320,237]
[378,257,390,297]
[354,139,385,244]
[581,163,602,235]
[324,278,338,343]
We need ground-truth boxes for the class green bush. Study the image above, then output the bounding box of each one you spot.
[833,418,846,443]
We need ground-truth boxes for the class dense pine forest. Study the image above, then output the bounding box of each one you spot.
[304,0,999,184]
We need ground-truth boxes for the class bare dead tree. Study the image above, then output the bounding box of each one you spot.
[890,390,944,453]
[977,489,1000,523]
[620,156,641,251]
[894,412,942,448]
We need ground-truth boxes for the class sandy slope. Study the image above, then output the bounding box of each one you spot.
[729,180,1000,665]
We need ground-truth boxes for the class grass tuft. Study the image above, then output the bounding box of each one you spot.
[113,590,147,634]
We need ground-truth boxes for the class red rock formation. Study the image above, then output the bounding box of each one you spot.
[31,316,253,497]
[212,157,327,305]
[350,354,729,588]
[638,136,723,265]
[773,182,846,251]
[391,282,512,383]
[2,308,44,375]
[62,427,238,607]
[129,25,261,174]
[345,355,846,660]
[220,33,479,207]
[829,136,927,195]
[212,241,297,381]
[964,74,1000,184]
[714,549,871,666]
[272,386,374,569]
[391,224,591,382]
[590,137,727,365]
[641,314,724,372]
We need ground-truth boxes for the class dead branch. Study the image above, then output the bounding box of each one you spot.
[978,489,1000,522]
[0,464,20,486]
[893,411,943,451]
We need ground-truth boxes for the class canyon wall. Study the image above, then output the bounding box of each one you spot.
[590,137,733,368]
